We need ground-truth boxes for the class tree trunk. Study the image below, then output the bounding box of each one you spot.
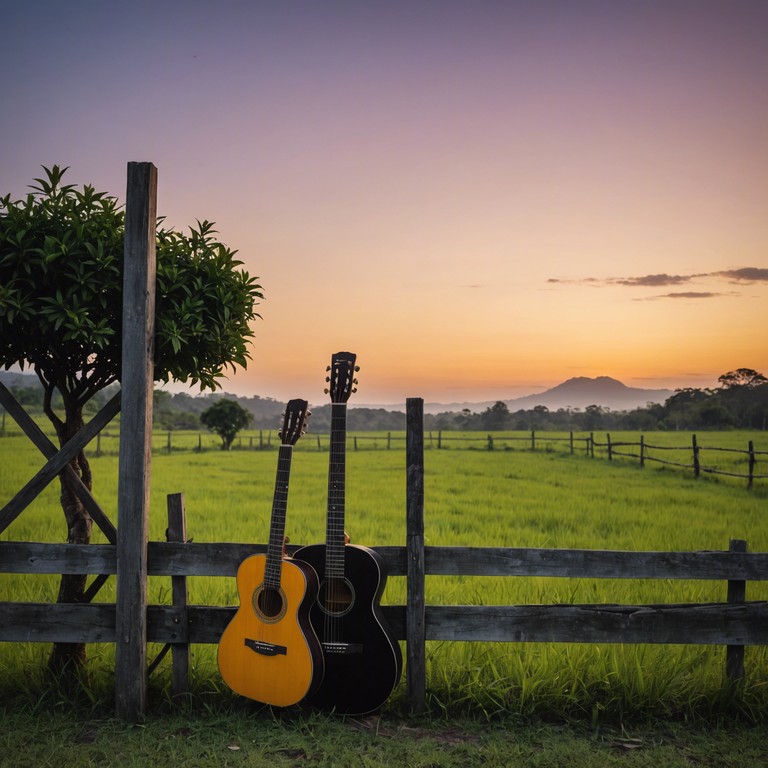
[48,408,93,678]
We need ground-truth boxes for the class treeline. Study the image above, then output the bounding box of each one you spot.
[431,368,768,432]
[3,367,766,434]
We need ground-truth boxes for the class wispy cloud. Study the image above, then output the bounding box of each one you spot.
[637,291,723,301]
[714,267,768,283]
[548,266,768,299]
[614,274,691,287]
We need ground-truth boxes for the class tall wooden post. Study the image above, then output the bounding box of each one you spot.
[115,162,157,722]
[406,398,426,713]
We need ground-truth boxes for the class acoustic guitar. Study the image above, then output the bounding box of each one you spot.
[217,399,323,707]
[294,352,402,715]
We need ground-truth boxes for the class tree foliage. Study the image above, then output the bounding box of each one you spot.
[0,165,263,673]
[201,398,252,449]
[0,165,263,405]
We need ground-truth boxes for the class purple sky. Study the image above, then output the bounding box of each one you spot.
[3,1,767,405]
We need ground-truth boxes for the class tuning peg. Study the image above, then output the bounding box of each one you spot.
[324,388,329,394]
[307,410,312,416]
[354,365,360,372]
[326,366,331,372]
[325,376,330,382]
[352,387,357,393]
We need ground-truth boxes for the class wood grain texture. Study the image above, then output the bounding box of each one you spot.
[406,397,426,713]
[115,161,157,722]
[1,602,766,646]
[3,542,767,581]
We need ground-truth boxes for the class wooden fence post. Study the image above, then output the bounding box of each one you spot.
[437,430,442,449]
[167,493,190,700]
[692,434,700,478]
[115,162,157,722]
[606,433,612,460]
[640,435,645,468]
[487,434,494,450]
[748,441,755,489]
[406,398,426,714]
[726,538,747,688]
[590,432,594,457]
[531,430,535,451]
[569,431,574,455]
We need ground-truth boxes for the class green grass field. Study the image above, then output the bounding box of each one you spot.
[1,427,767,723]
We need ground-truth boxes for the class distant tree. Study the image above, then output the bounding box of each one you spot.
[717,368,767,390]
[582,404,605,431]
[716,368,768,428]
[201,398,252,449]
[481,401,510,430]
[0,165,263,674]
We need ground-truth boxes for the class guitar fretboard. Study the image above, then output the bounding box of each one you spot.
[264,444,293,590]
[325,403,347,579]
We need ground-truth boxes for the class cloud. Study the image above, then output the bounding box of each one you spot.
[714,267,768,283]
[548,266,767,297]
[638,291,722,301]
[614,274,691,287]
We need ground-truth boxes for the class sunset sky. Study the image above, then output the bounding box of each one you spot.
[2,1,767,406]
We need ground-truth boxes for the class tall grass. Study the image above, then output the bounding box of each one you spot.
[1,428,767,721]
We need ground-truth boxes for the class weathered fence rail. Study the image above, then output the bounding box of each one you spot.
[2,538,767,701]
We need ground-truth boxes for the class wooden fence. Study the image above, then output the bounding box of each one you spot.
[1,398,768,717]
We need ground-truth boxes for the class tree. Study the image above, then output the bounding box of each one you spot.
[201,398,252,450]
[716,368,767,428]
[481,401,510,430]
[0,165,263,673]
[717,368,767,390]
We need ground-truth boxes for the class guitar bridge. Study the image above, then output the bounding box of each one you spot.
[244,638,287,656]
[322,641,364,656]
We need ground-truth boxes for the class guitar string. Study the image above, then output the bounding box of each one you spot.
[326,403,345,645]
[266,444,292,613]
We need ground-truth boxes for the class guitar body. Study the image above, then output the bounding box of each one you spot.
[217,552,323,707]
[293,542,402,715]
[217,399,320,707]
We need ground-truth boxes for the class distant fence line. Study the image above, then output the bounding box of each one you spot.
[2,418,766,487]
[104,429,768,486]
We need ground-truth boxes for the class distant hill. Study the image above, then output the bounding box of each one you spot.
[1,370,674,417]
[503,376,674,412]
[411,376,675,414]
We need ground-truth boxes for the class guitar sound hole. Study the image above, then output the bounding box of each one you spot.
[319,578,354,616]
[253,586,285,622]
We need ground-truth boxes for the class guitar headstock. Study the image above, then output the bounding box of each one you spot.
[278,399,310,446]
[324,351,359,404]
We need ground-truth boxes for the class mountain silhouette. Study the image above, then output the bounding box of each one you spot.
[419,376,674,414]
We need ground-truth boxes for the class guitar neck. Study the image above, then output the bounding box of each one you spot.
[264,444,293,589]
[325,403,347,579]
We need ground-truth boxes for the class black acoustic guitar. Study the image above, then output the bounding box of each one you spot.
[294,352,402,715]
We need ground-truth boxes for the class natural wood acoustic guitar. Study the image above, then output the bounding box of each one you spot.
[217,399,324,707]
